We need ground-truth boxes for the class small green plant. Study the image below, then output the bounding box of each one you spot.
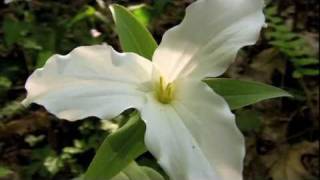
[21,119,110,179]
[0,166,12,178]
[265,6,319,78]
[0,101,25,120]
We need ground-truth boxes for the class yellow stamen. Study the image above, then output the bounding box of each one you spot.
[156,77,174,104]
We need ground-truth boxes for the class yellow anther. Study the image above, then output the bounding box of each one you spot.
[156,77,174,104]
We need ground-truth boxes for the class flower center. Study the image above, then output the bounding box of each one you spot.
[155,77,175,104]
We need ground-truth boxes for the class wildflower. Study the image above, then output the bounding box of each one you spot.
[23,0,265,179]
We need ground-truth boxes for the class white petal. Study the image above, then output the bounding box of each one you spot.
[23,44,152,121]
[141,80,244,180]
[153,0,265,81]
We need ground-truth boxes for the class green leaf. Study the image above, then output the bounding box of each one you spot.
[0,76,12,102]
[267,16,283,24]
[111,162,165,180]
[84,112,147,180]
[0,166,12,177]
[21,38,43,50]
[129,4,152,27]
[0,76,11,91]
[141,166,166,180]
[267,31,297,41]
[205,78,292,109]
[235,110,262,132]
[152,0,171,16]
[0,101,25,119]
[44,155,64,175]
[110,4,158,59]
[36,50,54,68]
[67,6,96,28]
[293,68,319,78]
[2,17,28,47]
[293,58,319,66]
[265,6,278,16]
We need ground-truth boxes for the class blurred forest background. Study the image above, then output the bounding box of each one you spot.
[0,0,318,180]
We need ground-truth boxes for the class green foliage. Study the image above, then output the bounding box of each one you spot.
[67,6,97,28]
[42,139,89,176]
[111,162,164,180]
[129,4,153,27]
[0,101,25,120]
[0,166,12,178]
[152,0,172,16]
[22,146,53,178]
[25,134,45,147]
[265,6,319,78]
[1,3,103,72]
[141,166,166,180]
[43,155,65,175]
[128,1,172,28]
[110,4,158,59]
[36,50,54,68]
[76,162,164,180]
[205,78,292,109]
[2,16,29,47]
[21,119,109,179]
[0,76,12,102]
[236,110,262,132]
[84,112,146,180]
[0,77,11,90]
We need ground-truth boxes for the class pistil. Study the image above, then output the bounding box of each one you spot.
[156,77,174,104]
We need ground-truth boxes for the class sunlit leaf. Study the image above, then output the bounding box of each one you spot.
[110,4,158,59]
[36,50,54,68]
[84,112,147,180]
[205,78,292,109]
[129,4,152,27]
[293,58,319,66]
[111,162,164,180]
[67,6,96,28]
[141,166,166,180]
[0,166,12,178]
[293,68,319,78]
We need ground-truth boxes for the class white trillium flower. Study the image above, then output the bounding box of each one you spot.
[23,0,265,179]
